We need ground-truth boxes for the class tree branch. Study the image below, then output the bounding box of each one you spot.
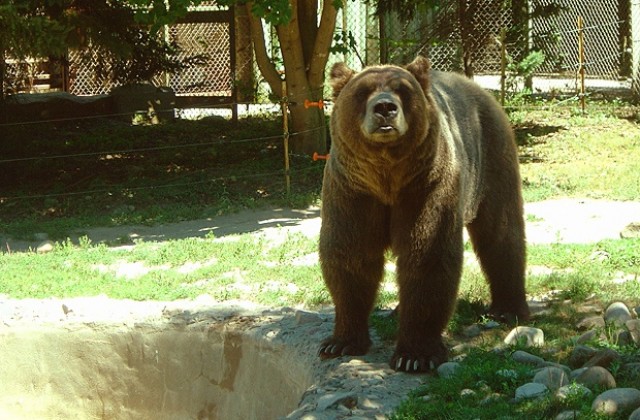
[245,2,282,97]
[308,0,338,91]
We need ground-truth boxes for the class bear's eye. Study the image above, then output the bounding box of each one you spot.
[396,82,413,101]
[354,86,371,101]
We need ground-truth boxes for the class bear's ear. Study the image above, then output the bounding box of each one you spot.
[406,56,431,92]
[330,62,355,99]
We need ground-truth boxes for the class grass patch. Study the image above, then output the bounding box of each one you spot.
[515,106,640,202]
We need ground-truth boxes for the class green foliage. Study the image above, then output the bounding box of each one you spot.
[1,0,208,86]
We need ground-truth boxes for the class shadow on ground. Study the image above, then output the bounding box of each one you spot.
[1,206,321,253]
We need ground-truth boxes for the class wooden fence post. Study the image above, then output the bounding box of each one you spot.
[577,16,586,113]
[281,80,291,195]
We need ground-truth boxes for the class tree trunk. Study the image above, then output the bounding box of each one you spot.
[246,1,336,156]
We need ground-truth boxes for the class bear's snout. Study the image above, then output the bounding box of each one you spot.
[362,92,407,141]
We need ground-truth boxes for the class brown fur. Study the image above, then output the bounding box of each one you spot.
[318,56,530,372]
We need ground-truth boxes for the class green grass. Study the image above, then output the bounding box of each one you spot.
[0,232,329,306]
[515,106,640,202]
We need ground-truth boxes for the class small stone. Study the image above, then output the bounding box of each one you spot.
[463,324,482,338]
[295,310,322,325]
[574,366,616,390]
[576,315,605,330]
[592,388,640,415]
[604,301,632,326]
[358,397,382,410]
[533,367,569,391]
[614,329,632,346]
[511,350,545,366]
[583,348,620,369]
[504,326,544,347]
[622,363,640,378]
[36,240,55,253]
[497,369,519,379]
[437,362,461,379]
[515,383,548,401]
[317,392,357,411]
[630,407,640,420]
[621,222,640,238]
[627,319,640,345]
[576,329,603,344]
[460,388,476,397]
[554,411,581,420]
[570,367,588,381]
[538,362,571,375]
[556,383,592,401]
[568,345,597,368]
[482,320,501,329]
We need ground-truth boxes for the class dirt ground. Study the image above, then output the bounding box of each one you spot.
[0,198,639,419]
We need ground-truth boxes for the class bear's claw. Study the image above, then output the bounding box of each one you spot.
[318,336,371,359]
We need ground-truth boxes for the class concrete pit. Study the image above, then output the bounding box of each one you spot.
[0,322,313,419]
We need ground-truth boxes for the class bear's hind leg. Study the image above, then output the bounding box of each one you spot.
[467,200,530,323]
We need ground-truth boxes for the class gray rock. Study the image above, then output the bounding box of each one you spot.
[295,310,322,325]
[36,240,55,253]
[538,362,571,375]
[568,344,597,368]
[576,329,603,344]
[604,302,632,326]
[515,383,549,401]
[576,315,605,330]
[504,326,544,347]
[463,324,482,338]
[533,367,569,391]
[627,319,640,345]
[437,362,461,379]
[316,392,357,411]
[482,320,501,329]
[511,350,545,366]
[574,366,616,390]
[622,363,640,378]
[554,410,581,420]
[556,383,592,401]
[583,348,620,369]
[497,369,519,380]
[570,367,588,381]
[592,388,640,415]
[613,329,632,346]
[630,406,640,420]
[621,222,640,238]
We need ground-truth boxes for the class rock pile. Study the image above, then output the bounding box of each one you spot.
[431,301,640,420]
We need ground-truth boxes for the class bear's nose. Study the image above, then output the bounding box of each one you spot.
[373,99,398,119]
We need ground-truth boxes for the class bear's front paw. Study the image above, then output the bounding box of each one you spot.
[390,340,448,373]
[318,335,371,359]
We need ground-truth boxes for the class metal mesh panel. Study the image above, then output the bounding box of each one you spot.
[68,49,112,95]
[165,21,232,96]
[341,0,631,93]
[533,0,627,78]
[67,10,233,98]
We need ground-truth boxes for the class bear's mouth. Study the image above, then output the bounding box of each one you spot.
[376,124,396,134]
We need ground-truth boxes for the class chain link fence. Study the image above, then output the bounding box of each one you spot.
[341,0,632,95]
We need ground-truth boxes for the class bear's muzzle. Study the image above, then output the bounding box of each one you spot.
[362,92,408,141]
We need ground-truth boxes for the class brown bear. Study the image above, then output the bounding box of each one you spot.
[318,56,530,372]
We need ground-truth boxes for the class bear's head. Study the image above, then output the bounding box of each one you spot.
[329,56,432,146]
